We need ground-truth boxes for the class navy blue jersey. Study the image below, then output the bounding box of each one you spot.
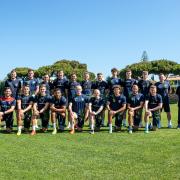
[81,80,93,96]
[23,78,39,95]
[0,97,16,112]
[40,81,53,95]
[51,96,67,108]
[5,78,22,98]
[176,86,180,107]
[89,97,104,112]
[107,77,123,94]
[17,95,34,109]
[34,95,50,110]
[53,78,68,95]
[70,94,88,115]
[155,81,170,98]
[127,93,144,107]
[108,94,126,111]
[145,94,162,109]
[122,78,137,98]
[92,81,109,97]
[138,79,151,96]
[66,81,81,99]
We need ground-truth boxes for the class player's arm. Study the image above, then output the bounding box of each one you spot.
[4,105,15,115]
[106,101,111,111]
[95,106,103,115]
[149,103,162,112]
[115,103,126,114]
[39,102,49,113]
[23,101,33,113]
[50,104,66,113]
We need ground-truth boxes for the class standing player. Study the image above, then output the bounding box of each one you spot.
[155,73,172,128]
[176,85,180,129]
[5,70,22,99]
[68,85,89,134]
[89,89,104,134]
[23,69,39,96]
[31,85,50,135]
[122,69,137,126]
[0,87,16,133]
[107,68,122,97]
[144,85,163,133]
[137,71,152,127]
[53,70,68,97]
[127,84,144,133]
[92,73,109,126]
[50,88,67,134]
[16,85,34,135]
[41,74,53,95]
[107,85,126,133]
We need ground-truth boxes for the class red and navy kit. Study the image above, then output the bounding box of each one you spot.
[69,94,89,128]
[92,80,109,98]
[122,78,138,98]
[0,97,16,128]
[23,78,39,95]
[5,78,22,99]
[138,79,152,97]
[66,81,81,100]
[53,78,68,96]
[155,81,171,112]
[81,80,93,97]
[107,77,123,96]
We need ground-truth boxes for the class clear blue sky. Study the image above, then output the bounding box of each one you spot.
[0,0,180,79]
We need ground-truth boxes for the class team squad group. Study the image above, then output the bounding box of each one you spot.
[1,68,180,135]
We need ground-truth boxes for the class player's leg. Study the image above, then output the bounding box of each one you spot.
[108,111,113,133]
[24,111,32,133]
[89,114,95,134]
[164,97,172,128]
[31,113,38,135]
[128,110,134,133]
[152,111,161,131]
[41,112,49,133]
[57,112,66,132]
[177,107,180,129]
[144,111,151,133]
[51,111,57,135]
[69,112,77,134]
[122,110,127,127]
[115,113,123,132]
[5,114,14,133]
[17,110,23,136]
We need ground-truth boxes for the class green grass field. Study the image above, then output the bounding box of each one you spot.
[0,105,180,180]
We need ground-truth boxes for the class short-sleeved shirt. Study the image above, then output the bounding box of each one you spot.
[17,95,34,109]
[107,77,123,95]
[122,78,137,98]
[155,81,170,98]
[0,97,16,112]
[53,78,68,95]
[70,94,89,115]
[127,93,144,108]
[145,94,162,109]
[81,80,93,97]
[176,86,180,107]
[34,95,50,110]
[5,78,22,98]
[51,96,67,108]
[138,79,151,97]
[108,94,126,111]
[89,97,104,112]
[66,81,81,99]
[23,78,39,95]
[92,81,109,98]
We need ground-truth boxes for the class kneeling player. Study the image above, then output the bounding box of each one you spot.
[68,85,89,134]
[89,89,104,134]
[31,85,50,135]
[107,85,126,133]
[0,87,16,133]
[127,84,144,133]
[50,88,67,134]
[16,85,34,135]
[144,85,162,133]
